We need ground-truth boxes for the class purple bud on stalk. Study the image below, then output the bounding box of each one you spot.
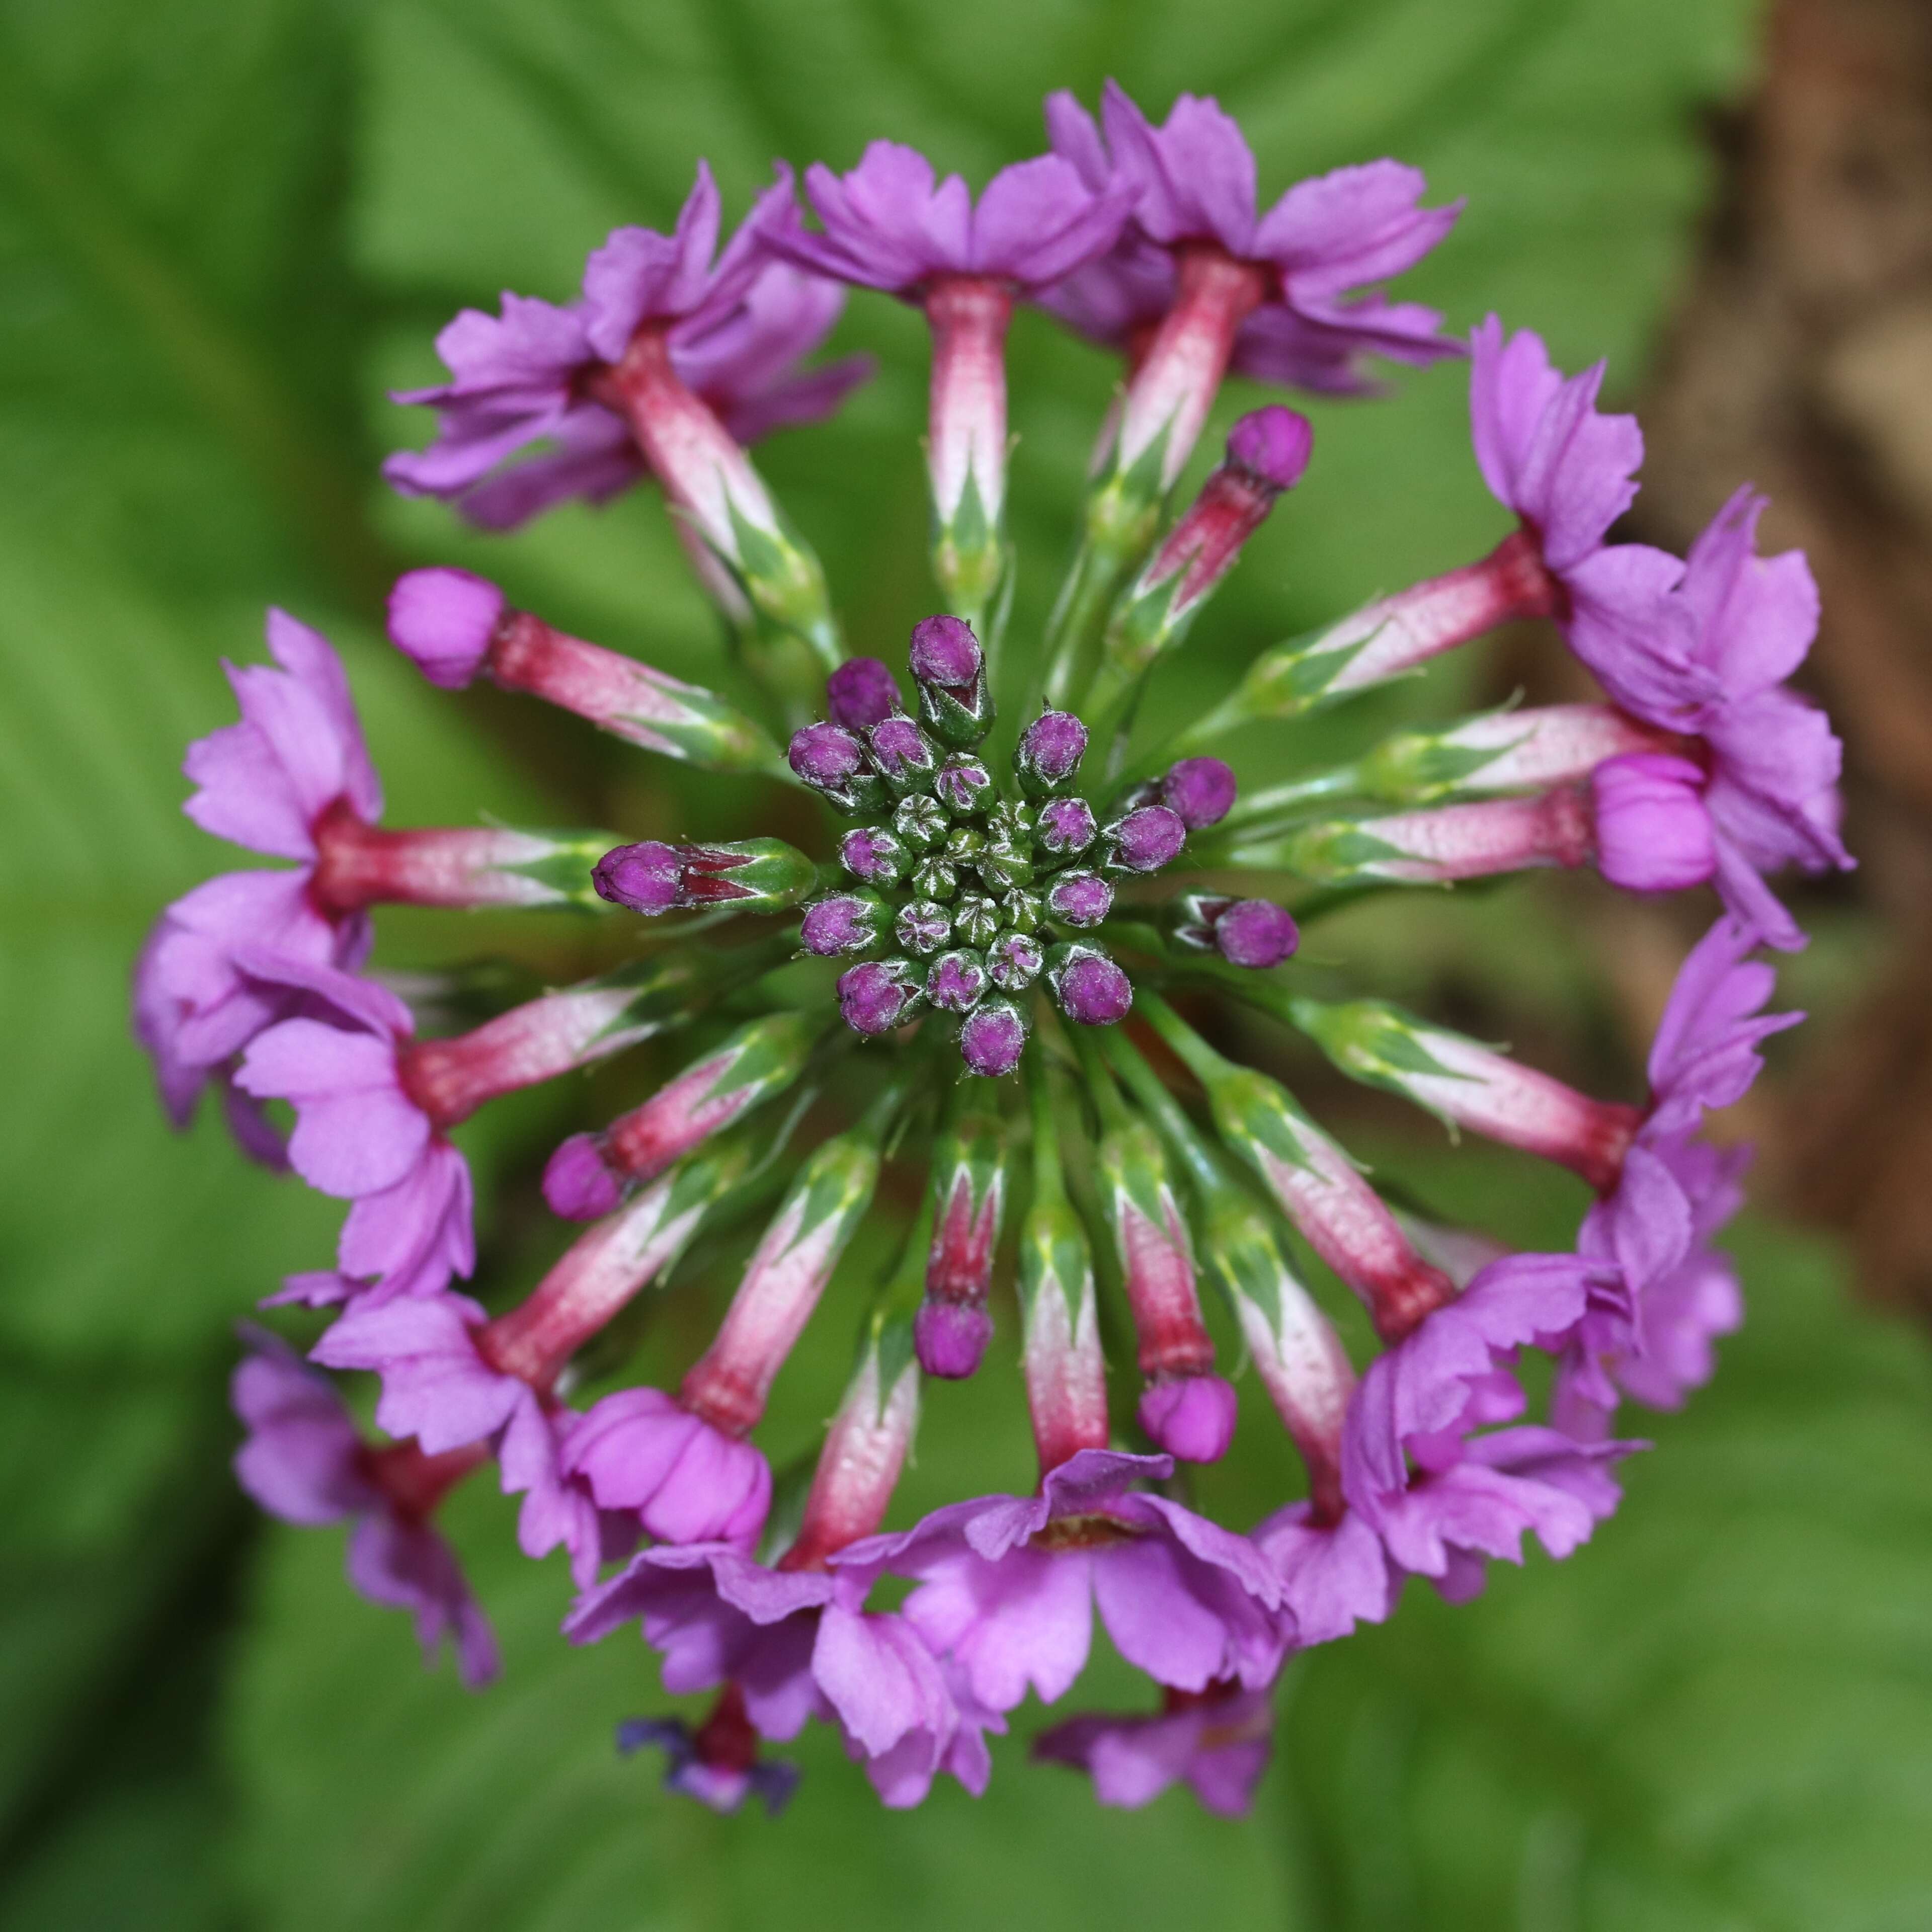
[1045,870,1112,928]
[909,615,993,750]
[542,1131,624,1221]
[865,716,940,795]
[826,657,903,731]
[1160,757,1238,831]
[1014,710,1088,798]
[789,722,884,816]
[1106,805,1187,874]
[908,615,983,688]
[387,567,503,689]
[838,959,920,1036]
[1590,754,1718,891]
[1047,945,1133,1026]
[800,893,884,957]
[925,950,989,1014]
[593,841,682,915]
[1214,899,1299,969]
[1225,406,1315,491]
[959,999,1029,1077]
[1137,1373,1239,1464]
[839,826,910,887]
[1035,796,1098,857]
[915,1299,995,1379]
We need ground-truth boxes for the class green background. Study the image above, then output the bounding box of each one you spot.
[4,1,1930,1926]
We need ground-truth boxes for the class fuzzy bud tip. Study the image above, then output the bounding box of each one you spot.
[838,961,914,1036]
[593,841,683,915]
[1214,899,1299,969]
[386,567,503,689]
[1160,757,1237,831]
[826,657,903,731]
[1056,952,1132,1026]
[1137,1374,1237,1463]
[915,1299,994,1379]
[959,1000,1028,1076]
[1226,407,1313,492]
[544,1132,624,1221]
[908,615,982,688]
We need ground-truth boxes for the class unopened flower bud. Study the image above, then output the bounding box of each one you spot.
[789,722,884,815]
[959,999,1029,1077]
[542,1131,626,1221]
[1160,757,1237,831]
[987,932,1043,992]
[838,959,920,1036]
[1046,944,1132,1026]
[934,756,993,817]
[894,900,952,955]
[1215,899,1298,969]
[909,615,993,748]
[925,949,989,1013]
[865,716,940,796]
[914,1300,994,1379]
[893,794,950,850]
[1104,804,1187,874]
[910,855,957,901]
[1035,796,1097,857]
[1138,1372,1238,1464]
[799,892,886,957]
[1591,754,1717,891]
[593,841,681,915]
[826,657,903,731]
[595,838,815,917]
[1000,887,1043,934]
[840,826,910,887]
[1225,406,1315,490]
[1045,870,1112,928]
[1014,710,1088,798]
[387,567,503,688]
[953,894,1001,949]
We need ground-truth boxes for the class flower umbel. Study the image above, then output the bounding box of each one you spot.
[138,79,1835,1820]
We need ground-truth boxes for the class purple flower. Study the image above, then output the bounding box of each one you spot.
[1556,919,1796,1427]
[1468,317,1701,722]
[134,611,381,1159]
[1339,1253,1639,1596]
[1251,1505,1398,1647]
[959,1000,1029,1078]
[234,955,474,1305]
[1033,1681,1275,1817]
[1604,488,1852,948]
[385,167,871,528]
[557,1387,771,1547]
[566,1544,1002,1807]
[310,1291,629,1589]
[833,1450,1286,1714]
[770,141,1132,295]
[230,1326,498,1687]
[1034,85,1460,388]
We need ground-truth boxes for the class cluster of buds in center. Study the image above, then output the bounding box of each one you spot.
[782,615,1254,1075]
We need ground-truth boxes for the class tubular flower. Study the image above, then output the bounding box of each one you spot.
[136,98,1839,1820]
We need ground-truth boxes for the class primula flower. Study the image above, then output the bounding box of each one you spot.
[385,164,871,531]
[230,1325,498,1687]
[1038,82,1461,485]
[1033,1680,1276,1817]
[141,97,1837,1818]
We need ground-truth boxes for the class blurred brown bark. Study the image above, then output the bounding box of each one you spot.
[1629,0,1932,1316]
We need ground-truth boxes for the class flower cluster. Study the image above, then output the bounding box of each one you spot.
[136,81,1845,1820]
